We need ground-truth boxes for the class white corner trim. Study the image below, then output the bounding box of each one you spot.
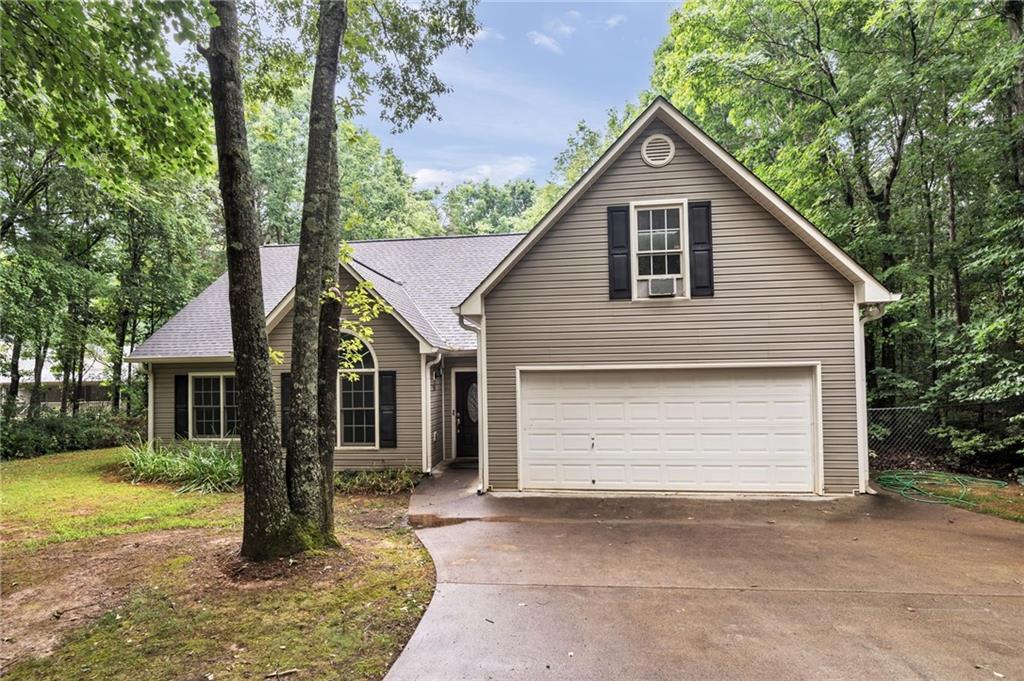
[855,303,888,493]
[458,97,898,315]
[479,309,489,491]
[422,351,443,473]
[513,361,825,496]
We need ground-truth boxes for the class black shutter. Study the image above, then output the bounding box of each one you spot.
[607,205,631,299]
[688,201,714,297]
[379,370,397,448]
[173,375,188,439]
[280,373,292,446]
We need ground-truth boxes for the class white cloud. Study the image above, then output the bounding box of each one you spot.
[412,155,536,189]
[474,26,504,42]
[527,30,563,54]
[565,9,582,21]
[544,16,577,37]
[604,15,626,29]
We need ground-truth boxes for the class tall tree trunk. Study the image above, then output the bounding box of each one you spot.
[946,164,968,326]
[924,185,938,385]
[72,342,85,414]
[317,133,343,536]
[1003,0,1024,192]
[110,303,130,413]
[3,337,22,422]
[203,0,302,560]
[287,0,347,539]
[59,351,72,414]
[28,335,48,419]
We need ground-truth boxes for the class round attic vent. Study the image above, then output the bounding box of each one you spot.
[641,133,675,168]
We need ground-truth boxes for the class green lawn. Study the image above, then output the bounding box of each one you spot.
[1,448,236,551]
[0,448,434,680]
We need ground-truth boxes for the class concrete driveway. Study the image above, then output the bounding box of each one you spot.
[386,468,1024,681]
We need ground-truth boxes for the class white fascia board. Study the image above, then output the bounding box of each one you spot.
[126,355,235,364]
[458,97,898,313]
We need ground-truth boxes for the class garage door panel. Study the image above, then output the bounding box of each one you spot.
[519,367,816,493]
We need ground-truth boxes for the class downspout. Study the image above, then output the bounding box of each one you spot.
[856,302,888,495]
[425,350,443,473]
[145,362,154,444]
[458,313,486,495]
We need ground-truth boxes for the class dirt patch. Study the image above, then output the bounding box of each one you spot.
[0,526,235,670]
[0,494,419,674]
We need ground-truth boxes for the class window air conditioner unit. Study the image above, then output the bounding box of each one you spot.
[648,277,677,297]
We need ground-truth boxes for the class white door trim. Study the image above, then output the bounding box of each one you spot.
[515,361,825,496]
[451,367,479,460]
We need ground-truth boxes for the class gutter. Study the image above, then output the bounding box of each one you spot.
[458,313,486,496]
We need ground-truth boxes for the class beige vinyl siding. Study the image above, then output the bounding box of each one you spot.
[483,118,859,494]
[429,359,443,467]
[152,362,235,442]
[152,270,424,470]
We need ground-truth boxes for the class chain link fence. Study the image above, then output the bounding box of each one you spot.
[868,406,954,471]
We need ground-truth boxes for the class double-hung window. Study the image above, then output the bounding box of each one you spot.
[190,374,239,439]
[636,206,683,277]
[631,200,688,299]
[338,337,378,447]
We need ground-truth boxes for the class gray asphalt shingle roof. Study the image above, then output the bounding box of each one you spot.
[129,233,524,360]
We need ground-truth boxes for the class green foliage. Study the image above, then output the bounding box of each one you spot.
[1,411,142,460]
[0,1,214,188]
[121,438,243,494]
[442,178,538,234]
[248,94,443,243]
[334,468,423,495]
[338,0,479,130]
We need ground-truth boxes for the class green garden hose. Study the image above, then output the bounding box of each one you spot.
[876,470,1007,506]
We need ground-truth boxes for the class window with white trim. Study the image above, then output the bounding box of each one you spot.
[636,206,683,278]
[190,374,239,439]
[338,336,377,447]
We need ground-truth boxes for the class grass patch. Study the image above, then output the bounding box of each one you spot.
[335,468,423,495]
[0,448,237,551]
[2,447,435,680]
[944,483,1024,523]
[121,438,242,494]
[5,540,433,681]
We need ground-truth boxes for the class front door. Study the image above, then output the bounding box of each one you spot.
[455,371,479,458]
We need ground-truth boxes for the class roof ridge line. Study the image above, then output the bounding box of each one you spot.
[348,257,451,348]
[350,257,404,286]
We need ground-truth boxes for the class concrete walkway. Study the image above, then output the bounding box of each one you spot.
[387,468,1024,680]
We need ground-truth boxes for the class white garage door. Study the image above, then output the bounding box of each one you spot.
[519,366,817,493]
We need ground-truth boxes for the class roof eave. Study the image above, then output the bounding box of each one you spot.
[458,96,898,314]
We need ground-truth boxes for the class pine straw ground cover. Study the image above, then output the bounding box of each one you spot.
[0,448,434,680]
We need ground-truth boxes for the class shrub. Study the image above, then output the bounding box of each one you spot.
[334,468,422,495]
[121,438,242,494]
[1,410,144,459]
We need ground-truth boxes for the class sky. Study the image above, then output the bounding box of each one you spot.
[357,2,677,190]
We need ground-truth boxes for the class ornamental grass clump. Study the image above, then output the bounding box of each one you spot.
[122,437,242,494]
